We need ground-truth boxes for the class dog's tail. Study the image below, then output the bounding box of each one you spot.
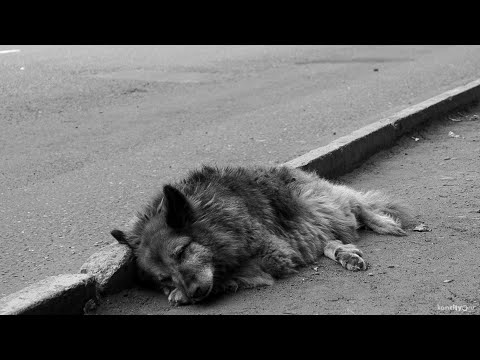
[355,190,414,236]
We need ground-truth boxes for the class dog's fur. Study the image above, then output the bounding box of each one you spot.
[111,165,411,305]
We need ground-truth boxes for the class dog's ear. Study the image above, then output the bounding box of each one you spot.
[110,229,138,249]
[163,185,193,229]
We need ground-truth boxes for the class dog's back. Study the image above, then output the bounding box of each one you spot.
[162,166,356,266]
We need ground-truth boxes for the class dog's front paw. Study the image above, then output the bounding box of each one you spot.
[168,288,191,306]
[337,249,367,271]
[324,241,368,271]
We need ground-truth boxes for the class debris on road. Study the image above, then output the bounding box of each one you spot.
[449,116,463,122]
[313,266,319,271]
[413,223,432,232]
[443,279,454,283]
[469,114,479,121]
[411,136,420,141]
[448,131,460,138]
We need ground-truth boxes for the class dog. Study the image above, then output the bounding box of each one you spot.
[110,165,411,306]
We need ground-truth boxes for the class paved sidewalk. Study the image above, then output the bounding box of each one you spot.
[93,106,480,315]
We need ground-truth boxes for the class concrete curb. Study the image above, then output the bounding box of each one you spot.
[2,78,480,315]
[80,243,136,294]
[285,78,480,177]
[0,274,96,315]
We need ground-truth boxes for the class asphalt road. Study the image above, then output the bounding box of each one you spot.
[2,45,480,297]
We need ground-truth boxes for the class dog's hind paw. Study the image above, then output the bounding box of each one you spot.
[168,288,191,306]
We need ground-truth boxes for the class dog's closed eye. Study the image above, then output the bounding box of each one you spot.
[172,243,190,261]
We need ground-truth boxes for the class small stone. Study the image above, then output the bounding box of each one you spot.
[368,273,374,276]
[413,223,432,232]
[387,265,395,268]
[443,279,454,283]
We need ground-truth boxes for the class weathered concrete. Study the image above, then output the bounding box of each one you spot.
[285,78,480,178]
[0,274,95,315]
[80,243,135,295]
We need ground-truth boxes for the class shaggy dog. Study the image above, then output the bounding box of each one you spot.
[111,165,410,306]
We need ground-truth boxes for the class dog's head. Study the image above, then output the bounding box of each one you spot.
[111,185,214,303]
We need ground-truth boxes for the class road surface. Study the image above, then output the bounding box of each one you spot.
[1,45,480,297]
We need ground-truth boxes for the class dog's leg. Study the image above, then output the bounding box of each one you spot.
[168,287,191,306]
[230,260,275,290]
[323,240,367,271]
[257,234,304,278]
